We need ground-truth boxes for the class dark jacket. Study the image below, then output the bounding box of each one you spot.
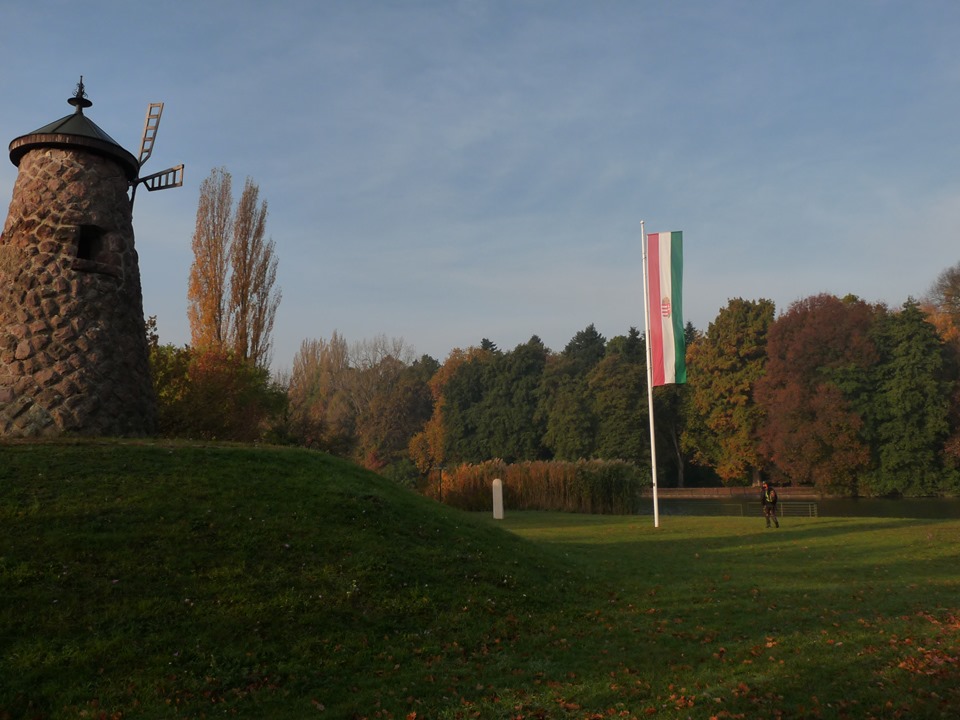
[761,486,778,508]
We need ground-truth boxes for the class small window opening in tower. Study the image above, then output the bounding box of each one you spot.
[76,225,104,262]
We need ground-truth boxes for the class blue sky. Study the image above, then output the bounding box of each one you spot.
[2,1,959,372]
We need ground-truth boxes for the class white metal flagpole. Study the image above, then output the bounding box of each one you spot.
[640,220,661,528]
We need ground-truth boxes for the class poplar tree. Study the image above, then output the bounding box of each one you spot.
[229,178,280,368]
[187,167,232,349]
[187,167,281,369]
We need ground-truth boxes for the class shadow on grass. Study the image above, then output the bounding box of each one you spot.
[488,512,960,717]
[4,444,960,719]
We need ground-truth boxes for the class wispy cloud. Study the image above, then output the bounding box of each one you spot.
[2,1,960,369]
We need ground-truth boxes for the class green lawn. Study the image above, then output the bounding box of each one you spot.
[2,441,959,718]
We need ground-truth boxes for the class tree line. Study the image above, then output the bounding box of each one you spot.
[275,289,960,498]
[153,297,960,498]
[149,168,960,497]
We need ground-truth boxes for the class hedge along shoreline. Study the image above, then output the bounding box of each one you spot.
[438,459,647,514]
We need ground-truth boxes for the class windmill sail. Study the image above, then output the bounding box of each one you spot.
[130,101,183,208]
[140,164,184,191]
[137,102,163,167]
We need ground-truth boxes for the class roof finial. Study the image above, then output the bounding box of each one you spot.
[67,75,93,113]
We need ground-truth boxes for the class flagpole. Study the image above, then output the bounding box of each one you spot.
[641,220,660,528]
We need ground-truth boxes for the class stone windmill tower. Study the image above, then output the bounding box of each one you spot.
[0,79,180,437]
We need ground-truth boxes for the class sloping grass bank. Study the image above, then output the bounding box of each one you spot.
[2,441,960,718]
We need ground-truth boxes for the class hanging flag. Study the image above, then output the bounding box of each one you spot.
[646,231,685,386]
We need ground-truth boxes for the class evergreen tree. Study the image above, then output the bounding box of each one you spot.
[649,323,701,487]
[606,327,643,362]
[441,349,495,463]
[538,325,608,460]
[482,337,548,462]
[541,374,596,460]
[860,301,952,496]
[562,324,607,374]
[590,353,648,464]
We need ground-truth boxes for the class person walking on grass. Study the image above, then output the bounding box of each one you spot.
[761,481,779,528]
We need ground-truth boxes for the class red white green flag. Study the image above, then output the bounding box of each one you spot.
[646,231,685,386]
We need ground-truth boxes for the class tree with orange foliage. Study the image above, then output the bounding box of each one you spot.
[187,168,280,369]
[683,298,774,486]
[150,343,285,441]
[922,265,960,467]
[355,354,436,470]
[187,168,232,349]
[229,178,280,368]
[408,347,490,474]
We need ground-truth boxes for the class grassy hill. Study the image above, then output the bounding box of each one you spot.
[1,441,589,719]
[3,441,960,719]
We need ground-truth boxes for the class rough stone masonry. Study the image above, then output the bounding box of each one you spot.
[0,90,156,437]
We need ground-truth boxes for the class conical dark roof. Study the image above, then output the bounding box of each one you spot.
[8,79,139,180]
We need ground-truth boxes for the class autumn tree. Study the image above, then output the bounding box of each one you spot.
[286,333,355,454]
[187,168,232,349]
[187,167,280,369]
[229,178,280,368]
[755,294,879,493]
[683,298,774,485]
[346,334,416,418]
[354,355,437,470]
[149,343,285,441]
[926,262,960,326]
[922,265,960,466]
[347,336,424,469]
[286,332,429,468]
[409,347,485,475]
